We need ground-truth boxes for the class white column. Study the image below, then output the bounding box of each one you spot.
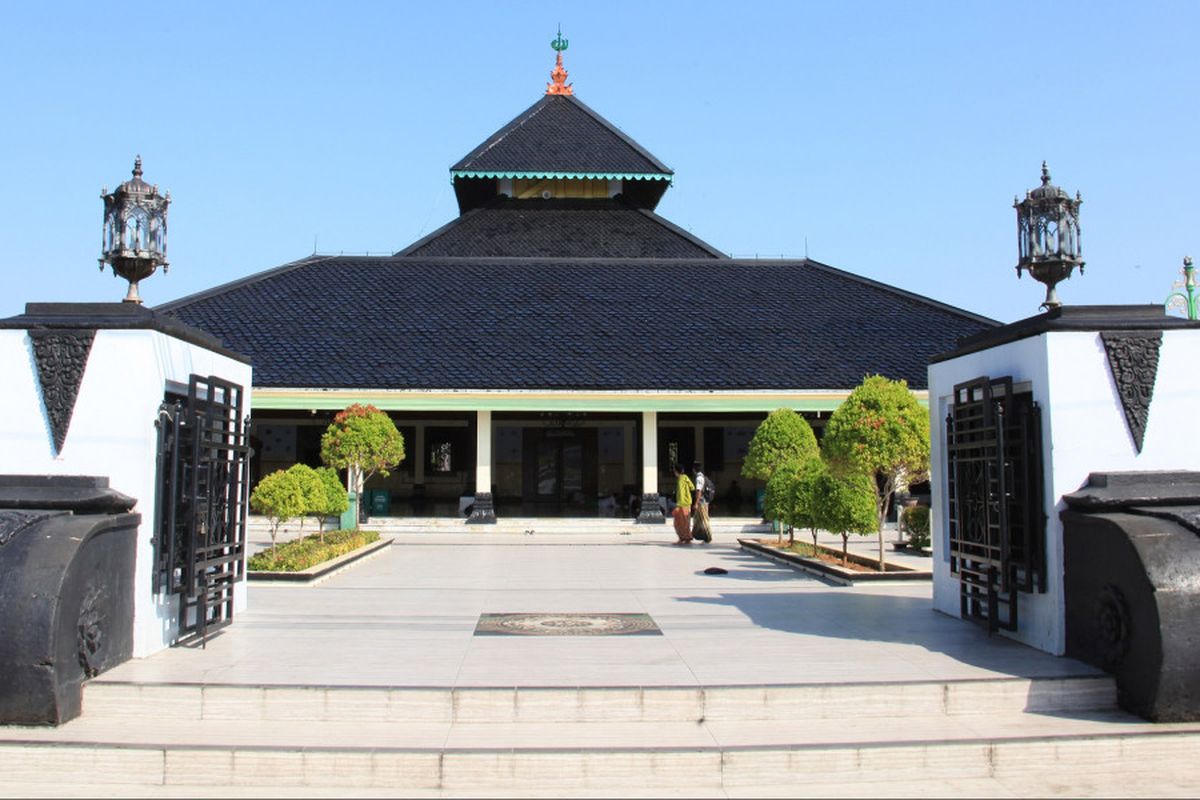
[641,410,658,494]
[475,410,492,494]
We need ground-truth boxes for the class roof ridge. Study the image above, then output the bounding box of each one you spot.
[155,254,338,312]
[450,96,551,171]
[564,95,673,175]
[393,207,483,256]
[633,207,727,258]
[801,258,1000,326]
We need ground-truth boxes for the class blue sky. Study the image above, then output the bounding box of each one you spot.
[1,1,1196,323]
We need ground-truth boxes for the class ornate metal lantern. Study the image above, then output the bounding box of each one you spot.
[99,156,170,304]
[1014,162,1083,309]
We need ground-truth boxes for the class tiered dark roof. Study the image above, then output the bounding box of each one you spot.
[159,256,996,391]
[451,94,674,212]
[452,94,672,179]
[158,77,998,393]
[400,198,723,258]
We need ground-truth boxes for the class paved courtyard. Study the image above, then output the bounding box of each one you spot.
[106,532,1093,688]
[10,530,1200,798]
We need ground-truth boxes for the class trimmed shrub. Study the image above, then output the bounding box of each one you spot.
[742,408,819,482]
[247,529,382,573]
[313,466,350,540]
[249,468,307,555]
[812,469,878,566]
[320,405,405,529]
[823,375,930,569]
[285,463,324,532]
[903,505,931,550]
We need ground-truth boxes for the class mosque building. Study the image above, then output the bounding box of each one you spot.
[161,35,994,522]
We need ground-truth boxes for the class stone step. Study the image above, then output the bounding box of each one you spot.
[1,711,1197,795]
[246,515,773,535]
[80,675,1117,724]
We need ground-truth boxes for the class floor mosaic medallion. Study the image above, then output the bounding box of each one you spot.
[474,612,662,637]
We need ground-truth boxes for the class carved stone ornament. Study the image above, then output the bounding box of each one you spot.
[0,509,58,546]
[77,582,106,678]
[1100,331,1161,453]
[1096,583,1132,667]
[29,329,96,454]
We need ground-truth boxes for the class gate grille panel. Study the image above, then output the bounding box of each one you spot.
[154,375,250,645]
[946,376,1045,633]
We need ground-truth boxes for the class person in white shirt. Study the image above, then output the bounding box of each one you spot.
[691,461,711,543]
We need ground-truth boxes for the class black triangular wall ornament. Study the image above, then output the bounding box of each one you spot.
[29,329,96,454]
[1100,330,1161,454]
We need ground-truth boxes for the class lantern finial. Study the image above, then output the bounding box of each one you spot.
[1014,162,1083,310]
[99,157,171,304]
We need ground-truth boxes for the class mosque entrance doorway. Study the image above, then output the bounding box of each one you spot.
[522,428,598,516]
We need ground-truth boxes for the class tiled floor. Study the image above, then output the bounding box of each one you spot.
[9,535,1200,798]
[101,537,1092,688]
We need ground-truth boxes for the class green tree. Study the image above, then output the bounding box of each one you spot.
[763,458,803,544]
[822,375,931,569]
[249,469,307,556]
[791,457,831,554]
[285,463,324,533]
[812,469,878,566]
[763,456,821,545]
[312,466,350,541]
[742,408,819,481]
[319,404,405,528]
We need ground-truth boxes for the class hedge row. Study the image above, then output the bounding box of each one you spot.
[248,529,381,572]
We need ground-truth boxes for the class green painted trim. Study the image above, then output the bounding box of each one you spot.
[250,390,929,413]
[451,170,672,182]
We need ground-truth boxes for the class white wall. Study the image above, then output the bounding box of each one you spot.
[0,328,252,657]
[929,329,1200,654]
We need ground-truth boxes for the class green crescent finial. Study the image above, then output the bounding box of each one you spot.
[551,25,568,52]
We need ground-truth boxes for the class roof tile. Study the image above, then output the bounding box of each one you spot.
[160,257,995,391]
[451,95,672,177]
[401,199,723,258]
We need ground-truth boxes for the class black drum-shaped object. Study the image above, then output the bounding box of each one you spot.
[0,475,139,725]
[1062,471,1200,722]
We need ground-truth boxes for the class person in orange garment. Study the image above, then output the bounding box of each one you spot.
[672,463,694,545]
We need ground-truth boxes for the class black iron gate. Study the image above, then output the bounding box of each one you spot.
[946,376,1046,632]
[153,375,250,645]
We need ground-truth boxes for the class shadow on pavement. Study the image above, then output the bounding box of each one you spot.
[675,578,1098,679]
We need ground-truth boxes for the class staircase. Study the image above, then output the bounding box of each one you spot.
[2,674,1198,796]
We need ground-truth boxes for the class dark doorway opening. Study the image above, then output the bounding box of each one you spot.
[522,427,598,515]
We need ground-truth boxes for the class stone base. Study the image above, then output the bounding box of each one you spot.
[0,476,139,725]
[1062,472,1200,722]
[466,492,497,525]
[636,493,665,524]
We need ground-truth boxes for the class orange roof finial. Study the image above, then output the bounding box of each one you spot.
[546,25,573,95]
